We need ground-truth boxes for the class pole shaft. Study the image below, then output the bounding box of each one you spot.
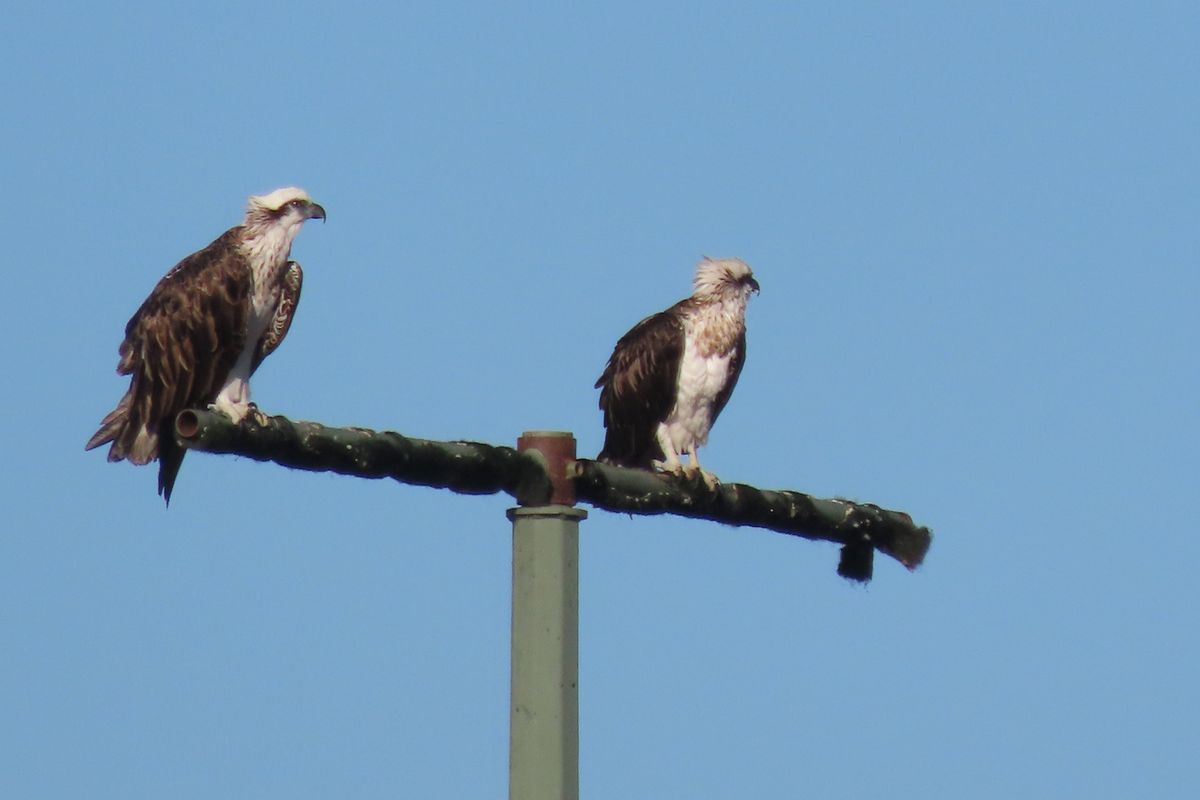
[508,505,586,800]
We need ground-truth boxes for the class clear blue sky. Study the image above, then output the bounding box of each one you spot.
[3,2,1197,797]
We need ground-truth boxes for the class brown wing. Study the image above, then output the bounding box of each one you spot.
[709,328,746,425]
[595,299,690,467]
[85,227,251,504]
[251,260,302,373]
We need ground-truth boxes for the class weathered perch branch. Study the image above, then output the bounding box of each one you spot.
[176,409,931,581]
[175,408,554,505]
[571,460,929,581]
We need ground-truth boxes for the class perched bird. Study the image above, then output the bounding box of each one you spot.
[595,257,759,485]
[85,187,326,504]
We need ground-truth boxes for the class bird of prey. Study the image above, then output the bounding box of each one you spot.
[85,187,326,504]
[595,256,759,485]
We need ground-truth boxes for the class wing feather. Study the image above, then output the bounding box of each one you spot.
[85,227,251,503]
[252,261,303,373]
[595,300,691,467]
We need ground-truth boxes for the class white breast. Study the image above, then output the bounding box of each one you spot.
[663,332,733,455]
[246,275,281,346]
[216,231,291,405]
[240,225,293,361]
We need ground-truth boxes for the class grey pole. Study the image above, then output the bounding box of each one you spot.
[509,432,584,800]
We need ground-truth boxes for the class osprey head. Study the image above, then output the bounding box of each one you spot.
[245,187,326,227]
[693,257,760,300]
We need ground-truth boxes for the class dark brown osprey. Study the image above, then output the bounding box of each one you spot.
[596,257,759,485]
[85,187,326,504]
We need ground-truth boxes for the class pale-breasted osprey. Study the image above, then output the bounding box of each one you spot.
[596,257,759,484]
[85,187,326,504]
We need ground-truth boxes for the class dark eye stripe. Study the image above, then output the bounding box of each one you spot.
[273,198,307,215]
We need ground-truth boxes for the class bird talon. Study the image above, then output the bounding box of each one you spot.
[652,459,685,476]
[679,464,718,489]
[247,402,270,427]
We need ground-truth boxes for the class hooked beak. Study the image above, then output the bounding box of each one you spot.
[306,202,327,222]
[748,276,760,293]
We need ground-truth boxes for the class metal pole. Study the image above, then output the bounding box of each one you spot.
[509,432,583,800]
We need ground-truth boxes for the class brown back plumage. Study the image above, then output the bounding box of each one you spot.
[85,228,252,504]
[595,300,692,467]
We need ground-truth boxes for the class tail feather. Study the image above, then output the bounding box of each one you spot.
[85,392,133,457]
[117,377,160,465]
[156,428,186,506]
[126,425,158,465]
[88,386,185,504]
[85,388,160,466]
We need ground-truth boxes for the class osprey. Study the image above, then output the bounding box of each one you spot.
[596,257,759,484]
[85,187,326,504]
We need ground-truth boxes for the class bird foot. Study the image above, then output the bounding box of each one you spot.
[208,399,267,426]
[683,463,721,491]
[209,400,247,425]
[651,459,685,476]
[246,402,270,427]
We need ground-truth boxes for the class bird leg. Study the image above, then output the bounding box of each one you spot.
[651,424,685,475]
[681,447,720,490]
[210,378,252,424]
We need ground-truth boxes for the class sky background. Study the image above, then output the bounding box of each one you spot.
[2,1,1197,797]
